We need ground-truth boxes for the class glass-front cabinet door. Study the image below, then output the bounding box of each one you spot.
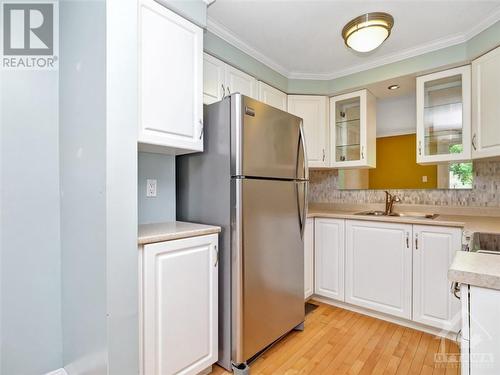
[330,89,376,168]
[416,66,471,164]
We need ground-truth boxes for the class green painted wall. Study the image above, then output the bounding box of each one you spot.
[204,31,288,91]
[162,0,207,27]
[204,20,500,95]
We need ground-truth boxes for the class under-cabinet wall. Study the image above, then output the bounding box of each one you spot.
[138,152,176,224]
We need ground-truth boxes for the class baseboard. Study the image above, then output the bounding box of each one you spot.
[312,296,458,341]
[45,369,68,375]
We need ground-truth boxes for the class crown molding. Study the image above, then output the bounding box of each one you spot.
[207,17,291,77]
[202,0,216,5]
[207,6,500,81]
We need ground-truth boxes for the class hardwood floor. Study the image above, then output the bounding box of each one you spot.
[211,301,460,375]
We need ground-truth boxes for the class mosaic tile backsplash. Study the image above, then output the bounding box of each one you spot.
[309,160,500,207]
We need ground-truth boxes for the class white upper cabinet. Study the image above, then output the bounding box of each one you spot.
[304,218,314,299]
[141,234,218,375]
[345,220,412,319]
[314,218,345,302]
[416,66,471,164]
[330,89,376,169]
[412,225,461,332]
[472,46,500,159]
[224,64,257,99]
[258,81,287,111]
[203,54,258,104]
[138,0,203,154]
[288,95,329,168]
[203,53,225,105]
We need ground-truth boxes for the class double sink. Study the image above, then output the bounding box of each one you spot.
[355,210,439,220]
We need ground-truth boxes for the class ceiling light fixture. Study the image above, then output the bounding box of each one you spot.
[342,12,394,53]
[388,84,400,90]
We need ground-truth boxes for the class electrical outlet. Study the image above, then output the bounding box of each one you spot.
[146,179,157,197]
[422,175,428,183]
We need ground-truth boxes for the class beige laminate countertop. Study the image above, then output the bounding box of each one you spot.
[138,221,221,245]
[449,251,500,291]
[308,205,500,234]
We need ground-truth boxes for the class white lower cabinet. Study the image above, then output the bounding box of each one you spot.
[345,220,412,319]
[467,285,500,375]
[314,218,345,301]
[140,234,218,375]
[412,225,461,332]
[304,218,314,299]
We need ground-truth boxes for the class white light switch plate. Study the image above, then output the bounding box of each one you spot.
[146,179,157,197]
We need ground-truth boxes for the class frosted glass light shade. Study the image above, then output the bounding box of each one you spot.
[342,13,394,53]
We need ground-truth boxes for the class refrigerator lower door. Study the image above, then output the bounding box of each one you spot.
[232,178,305,364]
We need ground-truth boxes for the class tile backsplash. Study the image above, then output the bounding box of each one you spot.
[309,160,500,207]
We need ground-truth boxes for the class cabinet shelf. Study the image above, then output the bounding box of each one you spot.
[424,101,462,110]
[336,143,360,148]
[336,118,360,125]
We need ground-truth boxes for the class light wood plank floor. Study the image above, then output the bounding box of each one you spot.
[211,301,460,375]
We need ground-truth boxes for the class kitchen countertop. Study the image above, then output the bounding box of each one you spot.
[138,221,221,245]
[308,204,500,234]
[449,251,500,291]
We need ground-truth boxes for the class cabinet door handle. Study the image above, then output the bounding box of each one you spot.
[214,245,219,267]
[199,119,204,140]
[322,149,325,162]
[418,140,422,156]
[221,84,225,98]
[451,281,461,300]
[415,233,419,250]
[472,133,477,151]
[227,86,231,95]
[406,232,410,249]
[361,146,364,159]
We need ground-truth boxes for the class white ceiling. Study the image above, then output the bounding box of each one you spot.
[207,0,500,80]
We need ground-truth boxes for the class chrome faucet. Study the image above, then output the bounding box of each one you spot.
[384,191,401,215]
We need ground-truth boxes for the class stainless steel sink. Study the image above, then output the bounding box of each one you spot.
[388,212,439,219]
[355,211,439,219]
[470,232,500,254]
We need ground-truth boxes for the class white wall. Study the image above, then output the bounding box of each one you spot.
[376,94,416,138]
[0,58,63,375]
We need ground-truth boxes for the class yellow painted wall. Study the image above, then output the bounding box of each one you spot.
[368,134,437,189]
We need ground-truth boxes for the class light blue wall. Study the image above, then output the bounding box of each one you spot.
[158,0,207,28]
[59,2,108,374]
[204,31,289,91]
[138,153,176,224]
[0,56,62,375]
[106,0,140,373]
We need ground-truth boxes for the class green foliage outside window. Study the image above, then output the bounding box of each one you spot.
[449,144,473,187]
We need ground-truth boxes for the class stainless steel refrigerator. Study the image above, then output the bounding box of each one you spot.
[176,94,308,372]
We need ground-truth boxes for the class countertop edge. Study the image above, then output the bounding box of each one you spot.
[448,252,500,291]
[138,222,221,246]
[307,211,466,228]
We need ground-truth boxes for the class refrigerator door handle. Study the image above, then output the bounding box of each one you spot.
[302,181,308,239]
[297,122,309,181]
[296,121,309,239]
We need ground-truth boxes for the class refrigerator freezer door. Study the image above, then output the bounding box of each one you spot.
[231,95,305,180]
[232,178,305,363]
